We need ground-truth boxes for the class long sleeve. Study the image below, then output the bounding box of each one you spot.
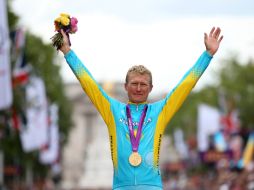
[64,50,113,124]
[158,51,213,132]
[65,50,119,168]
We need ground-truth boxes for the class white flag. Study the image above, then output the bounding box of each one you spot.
[20,76,48,152]
[197,104,221,151]
[174,129,188,159]
[40,104,59,164]
[0,0,12,110]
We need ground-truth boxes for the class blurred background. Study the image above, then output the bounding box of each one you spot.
[0,0,254,189]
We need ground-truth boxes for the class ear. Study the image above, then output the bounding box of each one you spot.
[124,83,128,91]
[149,84,153,92]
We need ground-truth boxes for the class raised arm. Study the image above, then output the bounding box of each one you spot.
[157,27,223,132]
[57,29,115,125]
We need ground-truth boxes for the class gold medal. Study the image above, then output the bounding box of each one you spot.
[129,152,142,167]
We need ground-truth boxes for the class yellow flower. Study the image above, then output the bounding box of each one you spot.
[54,17,61,23]
[60,13,70,18]
[60,16,70,26]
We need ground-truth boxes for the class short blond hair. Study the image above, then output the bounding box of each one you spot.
[125,65,152,85]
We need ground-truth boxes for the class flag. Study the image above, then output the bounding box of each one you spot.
[241,132,254,168]
[0,0,12,110]
[174,129,188,159]
[40,104,60,164]
[20,76,49,152]
[11,28,30,86]
[10,108,21,131]
[218,89,241,135]
[220,110,241,135]
[197,104,221,151]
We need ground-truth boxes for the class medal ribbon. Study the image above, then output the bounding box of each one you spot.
[126,104,148,152]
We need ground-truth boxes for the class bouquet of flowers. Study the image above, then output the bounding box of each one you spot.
[51,13,78,50]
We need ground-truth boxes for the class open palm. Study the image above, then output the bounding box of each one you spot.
[204,27,223,56]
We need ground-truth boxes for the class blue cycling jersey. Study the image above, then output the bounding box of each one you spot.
[65,50,212,189]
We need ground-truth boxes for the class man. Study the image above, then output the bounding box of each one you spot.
[59,27,223,190]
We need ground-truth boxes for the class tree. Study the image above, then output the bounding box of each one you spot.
[218,57,254,129]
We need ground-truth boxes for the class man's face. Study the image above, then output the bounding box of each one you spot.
[125,73,153,104]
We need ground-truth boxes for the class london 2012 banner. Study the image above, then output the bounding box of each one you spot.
[0,0,13,110]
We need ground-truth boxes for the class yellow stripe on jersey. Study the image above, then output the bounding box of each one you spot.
[153,71,199,167]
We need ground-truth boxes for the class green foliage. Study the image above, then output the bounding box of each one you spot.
[217,58,254,129]
[7,0,18,29]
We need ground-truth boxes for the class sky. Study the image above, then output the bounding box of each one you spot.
[11,0,254,96]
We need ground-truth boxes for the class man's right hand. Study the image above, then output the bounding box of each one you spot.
[59,29,71,55]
